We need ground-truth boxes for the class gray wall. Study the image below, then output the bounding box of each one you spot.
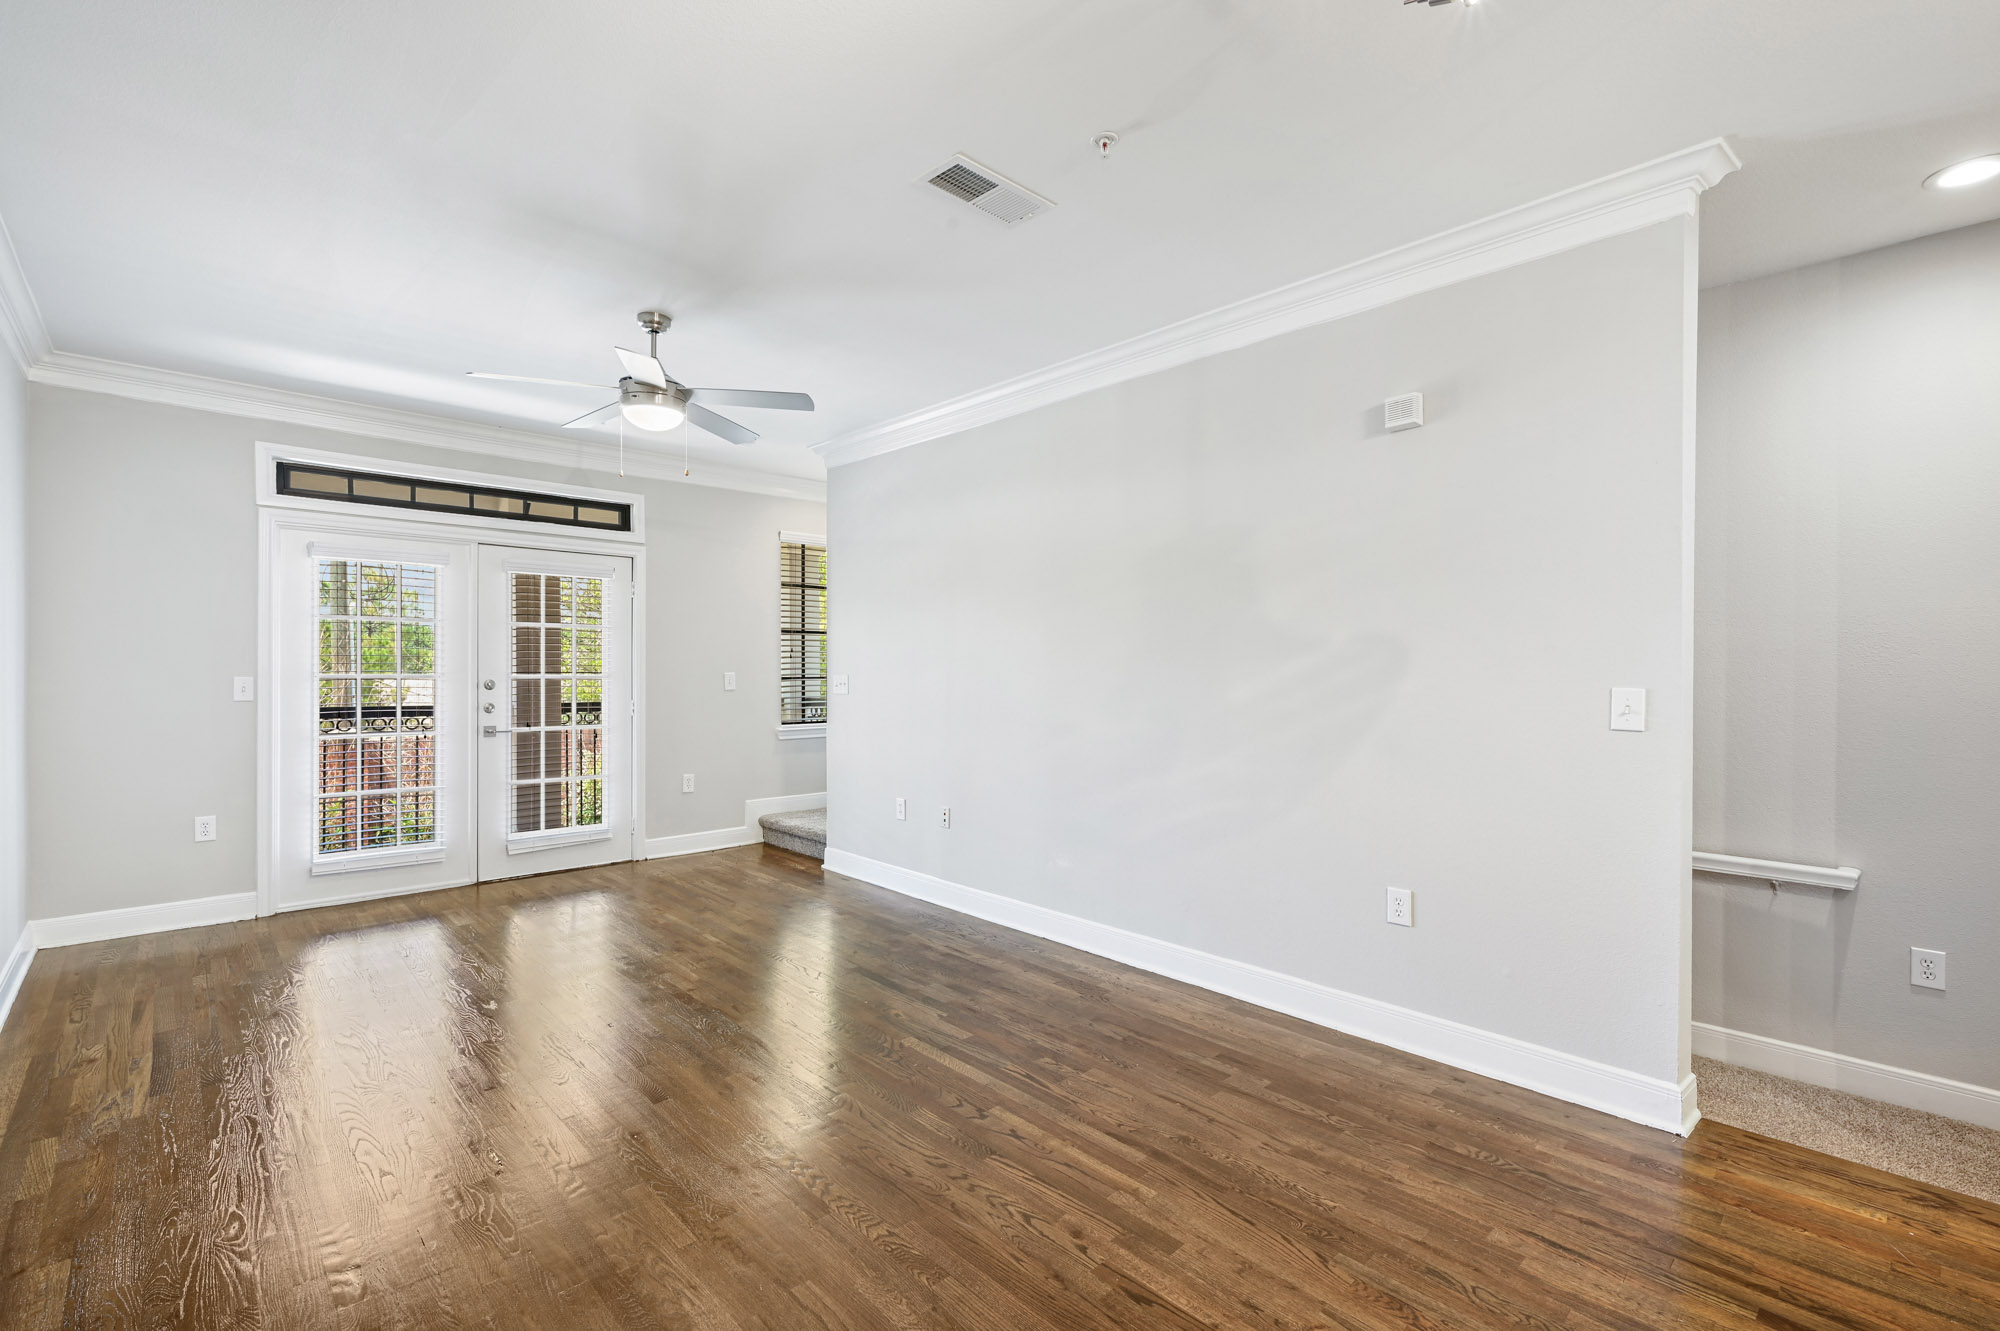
[1695,218,2000,1089]
[25,385,825,920]
[828,220,1698,1085]
[0,357,24,958]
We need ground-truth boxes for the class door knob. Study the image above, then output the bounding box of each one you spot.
[482,678,496,690]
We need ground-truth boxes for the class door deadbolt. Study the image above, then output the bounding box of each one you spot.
[482,678,496,690]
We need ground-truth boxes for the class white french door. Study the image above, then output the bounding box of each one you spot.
[269,524,635,912]
[474,546,634,879]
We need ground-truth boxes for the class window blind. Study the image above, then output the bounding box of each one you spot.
[779,541,828,725]
[315,560,440,855]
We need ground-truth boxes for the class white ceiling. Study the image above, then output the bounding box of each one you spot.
[3,0,1997,483]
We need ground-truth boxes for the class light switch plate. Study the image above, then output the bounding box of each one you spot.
[831,675,849,695]
[1610,687,1647,732]
[233,676,256,701]
[723,672,737,691]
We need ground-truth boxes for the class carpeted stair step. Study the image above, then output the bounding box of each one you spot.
[759,807,826,859]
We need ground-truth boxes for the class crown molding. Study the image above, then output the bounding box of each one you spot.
[813,138,1741,469]
[0,211,53,374]
[27,351,826,502]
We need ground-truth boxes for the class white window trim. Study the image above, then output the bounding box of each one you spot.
[258,441,647,545]
[777,723,827,739]
[506,825,616,855]
[779,529,826,546]
[312,845,450,876]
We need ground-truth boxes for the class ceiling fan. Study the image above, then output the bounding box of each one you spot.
[468,311,814,445]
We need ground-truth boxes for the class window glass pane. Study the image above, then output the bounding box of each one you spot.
[512,574,543,623]
[359,621,398,673]
[779,542,829,726]
[401,623,435,674]
[359,563,399,616]
[319,620,354,673]
[318,561,355,616]
[508,573,608,835]
[512,626,540,674]
[314,558,442,857]
[512,732,541,781]
[401,566,436,619]
[318,678,356,733]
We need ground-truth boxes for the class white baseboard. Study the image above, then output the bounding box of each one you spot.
[0,926,35,1035]
[646,826,764,859]
[1693,1021,2000,1132]
[647,792,827,861]
[825,849,1694,1136]
[31,891,259,950]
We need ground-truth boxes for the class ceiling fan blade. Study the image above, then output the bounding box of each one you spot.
[615,346,671,387]
[562,401,625,430]
[687,402,759,445]
[468,372,615,390]
[686,388,815,412]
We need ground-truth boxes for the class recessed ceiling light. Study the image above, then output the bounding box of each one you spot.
[1924,154,2000,190]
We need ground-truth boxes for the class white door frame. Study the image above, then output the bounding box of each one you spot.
[255,447,647,918]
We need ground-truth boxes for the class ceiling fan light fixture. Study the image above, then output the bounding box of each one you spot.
[1924,154,2000,190]
[619,379,688,431]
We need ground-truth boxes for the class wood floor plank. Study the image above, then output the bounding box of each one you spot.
[1,846,1996,1328]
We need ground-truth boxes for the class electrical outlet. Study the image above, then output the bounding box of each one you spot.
[831,675,849,695]
[1385,886,1413,927]
[232,676,255,701]
[939,806,952,830]
[682,773,695,793]
[723,672,737,691]
[194,815,217,843]
[1911,947,1947,990]
[895,797,906,820]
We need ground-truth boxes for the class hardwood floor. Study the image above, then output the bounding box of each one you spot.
[1,848,1996,1329]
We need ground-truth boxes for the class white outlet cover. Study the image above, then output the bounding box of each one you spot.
[895,797,906,820]
[682,773,695,793]
[1386,886,1413,927]
[194,815,217,842]
[723,672,737,691]
[939,806,952,829]
[831,674,850,695]
[233,676,256,701]
[1911,947,1947,990]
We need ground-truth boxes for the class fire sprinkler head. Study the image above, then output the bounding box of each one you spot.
[1094,132,1120,158]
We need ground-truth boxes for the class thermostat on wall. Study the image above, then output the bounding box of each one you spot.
[1385,392,1424,432]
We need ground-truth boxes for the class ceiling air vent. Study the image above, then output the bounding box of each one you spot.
[925,155,1055,225]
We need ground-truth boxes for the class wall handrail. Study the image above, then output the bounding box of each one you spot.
[1693,851,1859,891]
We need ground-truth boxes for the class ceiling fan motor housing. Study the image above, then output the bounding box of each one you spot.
[622,377,688,410]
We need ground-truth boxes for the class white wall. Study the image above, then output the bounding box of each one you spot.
[24,385,825,920]
[827,219,1699,1106]
[0,355,26,964]
[1695,218,2000,1090]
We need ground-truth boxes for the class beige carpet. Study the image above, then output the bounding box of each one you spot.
[1695,1056,2000,1205]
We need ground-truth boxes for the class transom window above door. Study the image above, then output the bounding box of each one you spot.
[315,559,440,856]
